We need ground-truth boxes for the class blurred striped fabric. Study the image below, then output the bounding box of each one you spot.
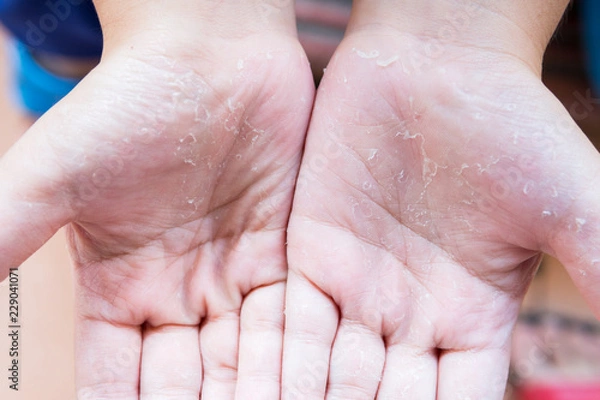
[296,0,352,82]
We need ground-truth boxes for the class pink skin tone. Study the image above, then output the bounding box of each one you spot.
[1,1,314,398]
[282,1,600,399]
[0,1,599,399]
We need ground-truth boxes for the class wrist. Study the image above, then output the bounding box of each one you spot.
[348,0,570,74]
[93,0,298,53]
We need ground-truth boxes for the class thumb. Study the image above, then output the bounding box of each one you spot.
[547,130,600,318]
[0,111,77,281]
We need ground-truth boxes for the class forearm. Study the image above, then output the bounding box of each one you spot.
[92,0,298,51]
[349,0,570,72]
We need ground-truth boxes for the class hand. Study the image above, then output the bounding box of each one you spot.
[282,10,600,400]
[0,1,314,398]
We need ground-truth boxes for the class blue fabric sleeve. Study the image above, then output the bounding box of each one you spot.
[0,0,102,58]
[582,0,600,96]
[7,39,80,116]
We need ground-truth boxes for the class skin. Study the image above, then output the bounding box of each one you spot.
[282,0,600,399]
[0,1,314,398]
[0,0,598,399]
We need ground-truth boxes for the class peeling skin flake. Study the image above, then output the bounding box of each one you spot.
[376,55,399,67]
[352,48,380,59]
[368,149,379,161]
[179,133,197,144]
[575,218,587,232]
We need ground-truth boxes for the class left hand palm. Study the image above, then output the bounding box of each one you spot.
[0,33,314,399]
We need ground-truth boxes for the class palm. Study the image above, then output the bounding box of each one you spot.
[0,35,314,399]
[283,33,600,399]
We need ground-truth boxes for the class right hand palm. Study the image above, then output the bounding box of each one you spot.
[283,32,600,400]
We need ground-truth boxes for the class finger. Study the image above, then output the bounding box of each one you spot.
[375,345,438,400]
[0,116,75,279]
[75,318,142,400]
[437,345,511,400]
[140,325,201,399]
[530,109,600,316]
[282,271,338,400]
[548,167,600,317]
[200,310,240,399]
[235,282,285,400]
[325,319,385,400]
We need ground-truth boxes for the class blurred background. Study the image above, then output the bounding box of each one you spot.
[0,0,599,399]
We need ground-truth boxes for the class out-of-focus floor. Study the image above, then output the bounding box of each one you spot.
[0,2,599,399]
